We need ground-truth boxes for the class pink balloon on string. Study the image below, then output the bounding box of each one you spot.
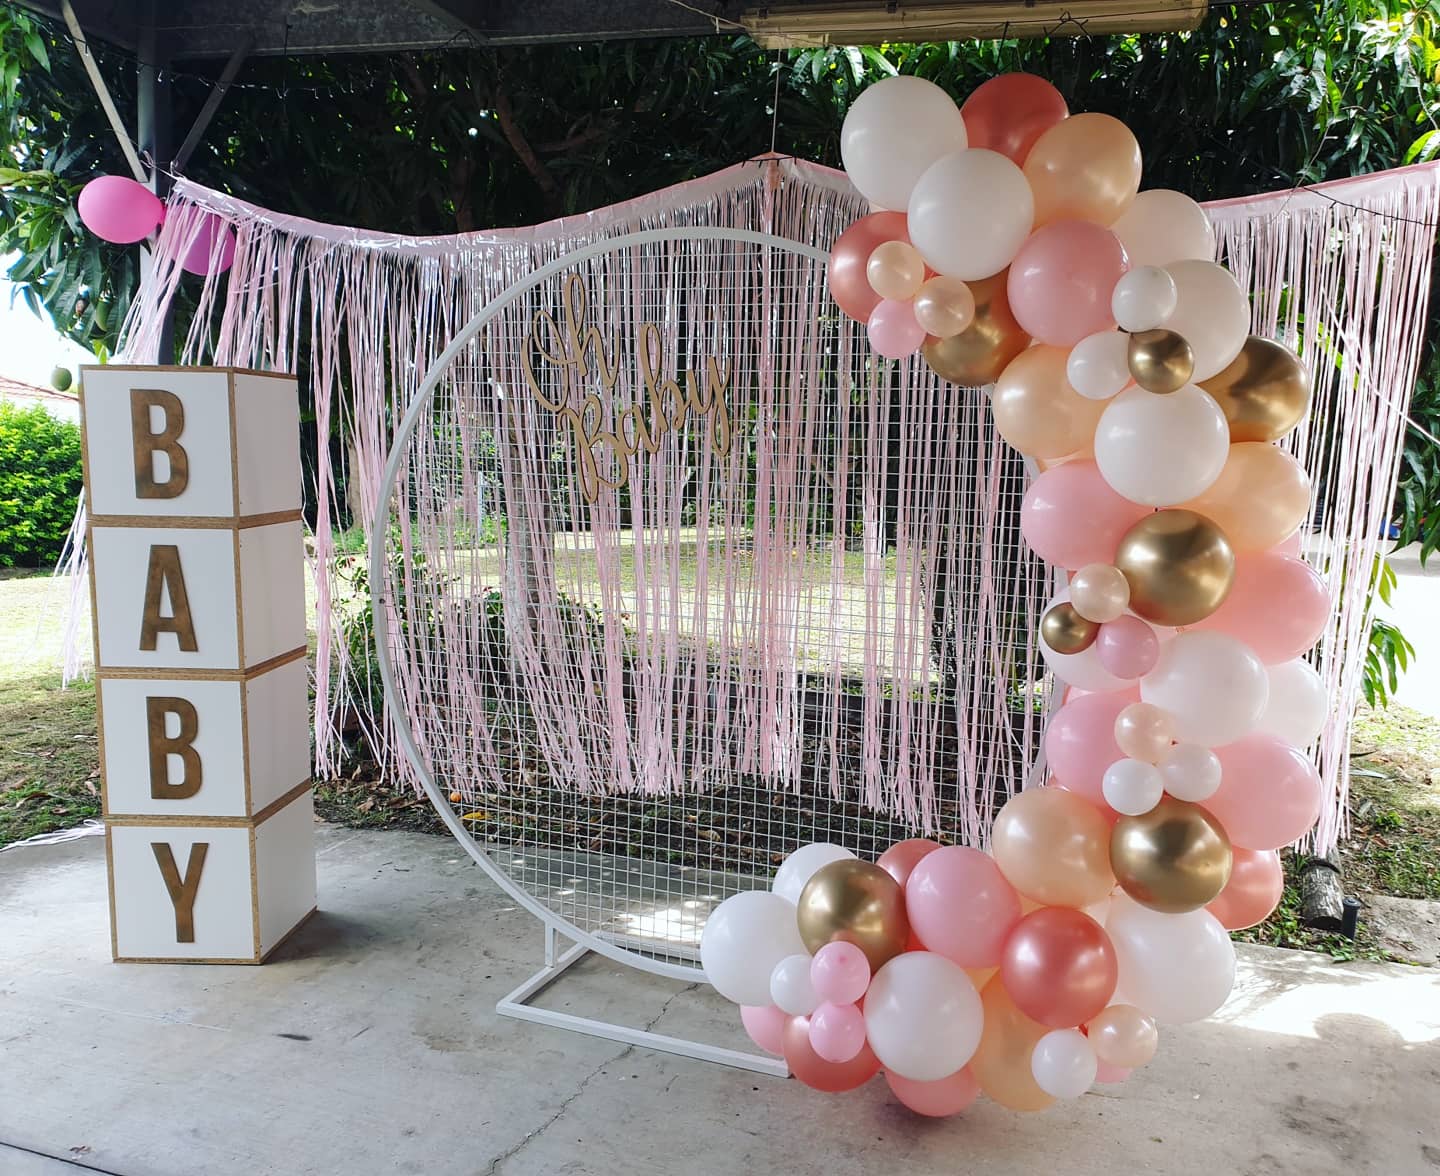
[829,211,910,323]
[960,74,1069,165]
[181,212,237,276]
[77,175,164,244]
[1096,615,1160,679]
[885,1066,981,1116]
[1021,460,1150,570]
[1191,551,1330,663]
[1007,220,1129,346]
[868,298,926,359]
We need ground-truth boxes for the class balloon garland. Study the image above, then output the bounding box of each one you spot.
[701,72,1328,1114]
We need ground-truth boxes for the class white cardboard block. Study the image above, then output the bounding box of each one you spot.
[232,372,303,517]
[254,790,318,957]
[237,520,308,667]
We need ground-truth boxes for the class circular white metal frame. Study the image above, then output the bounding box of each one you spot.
[369,227,830,985]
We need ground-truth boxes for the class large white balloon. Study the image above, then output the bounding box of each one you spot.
[1111,189,1216,267]
[840,76,968,212]
[863,952,983,1081]
[769,953,820,1016]
[1040,587,1132,692]
[1067,330,1132,401]
[908,148,1034,281]
[1141,631,1269,748]
[1163,260,1251,381]
[1258,658,1327,747]
[772,842,855,904]
[700,891,805,1007]
[1094,385,1230,506]
[1111,265,1178,332]
[1031,1029,1098,1098]
[1107,896,1236,1023]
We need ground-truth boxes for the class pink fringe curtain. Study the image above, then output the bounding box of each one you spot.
[96,158,1439,855]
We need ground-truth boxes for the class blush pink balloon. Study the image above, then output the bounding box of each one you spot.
[877,838,941,887]
[180,212,236,276]
[1207,734,1323,850]
[1095,1062,1132,1084]
[960,74,1069,165]
[1044,690,1134,805]
[1000,906,1118,1028]
[1274,529,1304,556]
[77,175,165,244]
[783,1014,882,1092]
[868,298,927,359]
[1096,615,1160,679]
[829,211,910,323]
[885,1065,981,1117]
[1192,551,1330,663]
[811,941,872,1006]
[809,1001,868,1063]
[740,1004,787,1055]
[1007,220,1129,346]
[905,846,1022,967]
[1021,460,1150,569]
[1206,847,1284,930]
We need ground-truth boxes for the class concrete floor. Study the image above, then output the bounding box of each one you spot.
[3,826,1439,1176]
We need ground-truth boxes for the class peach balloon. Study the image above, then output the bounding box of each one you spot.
[971,977,1056,1111]
[1023,113,1143,227]
[782,1014,882,1092]
[1007,220,1129,347]
[1114,701,1175,764]
[1207,847,1284,930]
[991,345,1106,459]
[1086,1004,1158,1068]
[1182,442,1312,551]
[829,212,910,323]
[867,239,927,301]
[991,787,1116,907]
[960,73,1069,165]
[913,275,976,338]
[1191,551,1331,663]
[1069,562,1130,623]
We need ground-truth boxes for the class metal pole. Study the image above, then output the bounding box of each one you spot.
[137,0,174,361]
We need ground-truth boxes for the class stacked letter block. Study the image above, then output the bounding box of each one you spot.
[81,366,316,963]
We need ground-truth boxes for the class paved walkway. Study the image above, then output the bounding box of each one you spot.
[2,826,1438,1176]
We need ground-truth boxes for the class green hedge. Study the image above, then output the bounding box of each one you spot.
[0,401,83,568]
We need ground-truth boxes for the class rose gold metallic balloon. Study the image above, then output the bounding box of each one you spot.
[1198,335,1311,442]
[1040,601,1099,654]
[1114,509,1236,626]
[1128,328,1195,394]
[1181,441,1312,551]
[797,858,910,972]
[782,1014,882,1092]
[877,838,941,888]
[999,906,1118,1028]
[971,976,1055,1111]
[922,271,1030,386]
[1110,796,1233,913]
[867,239,927,301]
[1086,1004,1158,1068]
[913,275,976,339]
[991,787,1115,908]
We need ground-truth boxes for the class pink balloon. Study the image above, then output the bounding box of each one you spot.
[1275,529,1304,556]
[868,298,926,359]
[78,175,164,244]
[1094,1061,1132,1084]
[905,846,1022,967]
[1044,690,1133,805]
[960,74,1069,165]
[1096,615,1160,679]
[885,1066,981,1116]
[1021,460,1150,569]
[811,941,872,1006]
[877,838,941,888]
[740,1004,787,1055]
[999,906,1118,1028]
[809,1001,868,1063]
[1206,734,1323,850]
[181,212,237,276]
[1007,220,1129,346]
[1206,847,1284,930]
[830,212,910,323]
[1191,551,1330,663]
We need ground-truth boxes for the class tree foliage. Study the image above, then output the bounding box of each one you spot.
[0,400,82,567]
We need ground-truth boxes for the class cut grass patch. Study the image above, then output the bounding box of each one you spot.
[0,669,99,847]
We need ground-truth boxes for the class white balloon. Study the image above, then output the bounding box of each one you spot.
[1094,385,1229,506]
[841,76,968,212]
[1259,659,1327,747]
[769,953,819,1016]
[863,952,982,1081]
[908,148,1034,281]
[1103,759,1165,816]
[1111,189,1216,267]
[1141,631,1269,748]
[700,891,805,1007]
[1106,896,1236,1023]
[1158,742,1222,802]
[1163,260,1251,381]
[1031,1029,1098,1098]
[1066,331,1132,401]
[772,842,855,904]
[1111,265,1178,332]
[1040,587,1132,692]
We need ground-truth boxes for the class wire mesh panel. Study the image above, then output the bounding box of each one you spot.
[373,228,1048,976]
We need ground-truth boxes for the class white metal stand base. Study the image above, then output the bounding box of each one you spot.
[496,926,791,1078]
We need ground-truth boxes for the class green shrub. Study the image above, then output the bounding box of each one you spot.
[0,402,83,568]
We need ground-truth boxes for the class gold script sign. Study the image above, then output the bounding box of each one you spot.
[520,275,734,503]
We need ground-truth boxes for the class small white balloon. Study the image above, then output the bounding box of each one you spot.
[769,953,820,1016]
[1111,265,1179,332]
[1141,631,1270,748]
[1039,587,1131,692]
[864,952,983,1082]
[1258,659,1328,747]
[1163,260,1252,381]
[1106,896,1236,1023]
[1032,1029,1098,1099]
[841,76,969,212]
[908,148,1034,281]
[700,891,806,1007]
[1111,189,1216,267]
[1094,384,1230,506]
[1066,331,1133,401]
[1103,758,1165,816]
[773,843,855,904]
[1158,743,1222,802]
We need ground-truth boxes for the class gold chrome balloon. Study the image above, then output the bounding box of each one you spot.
[1040,601,1099,654]
[796,858,909,972]
[1114,509,1235,626]
[1199,335,1310,441]
[922,271,1030,386]
[1111,797,1233,913]
[1127,328,1195,394]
